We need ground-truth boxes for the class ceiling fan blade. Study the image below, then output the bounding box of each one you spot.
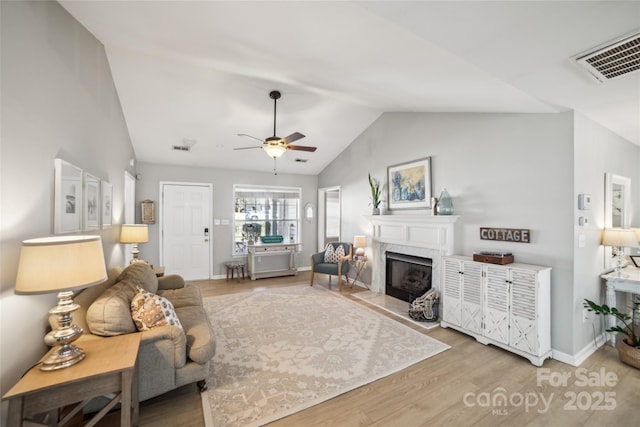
[233,146,263,150]
[237,133,265,143]
[282,132,305,144]
[287,144,317,152]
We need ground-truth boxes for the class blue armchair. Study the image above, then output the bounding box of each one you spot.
[310,242,353,291]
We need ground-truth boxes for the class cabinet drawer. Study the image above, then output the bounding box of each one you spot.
[251,245,295,253]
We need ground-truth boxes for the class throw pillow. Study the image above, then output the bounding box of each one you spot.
[86,279,139,336]
[324,244,345,263]
[117,262,159,294]
[131,288,183,332]
[324,244,336,263]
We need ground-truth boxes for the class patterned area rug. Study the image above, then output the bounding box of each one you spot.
[201,284,450,427]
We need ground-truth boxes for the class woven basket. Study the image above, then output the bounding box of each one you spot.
[618,339,640,369]
[408,297,439,322]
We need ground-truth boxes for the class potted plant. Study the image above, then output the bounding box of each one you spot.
[583,297,640,368]
[368,173,383,215]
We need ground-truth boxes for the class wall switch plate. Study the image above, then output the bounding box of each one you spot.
[578,194,592,210]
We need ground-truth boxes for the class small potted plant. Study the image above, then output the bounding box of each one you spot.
[583,297,640,369]
[368,173,383,215]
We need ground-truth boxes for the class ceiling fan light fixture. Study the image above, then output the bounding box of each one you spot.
[263,144,286,158]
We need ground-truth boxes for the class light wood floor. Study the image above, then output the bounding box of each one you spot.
[99,272,640,427]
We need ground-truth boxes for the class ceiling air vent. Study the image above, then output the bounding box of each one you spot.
[573,30,640,83]
[173,138,196,152]
[295,158,308,163]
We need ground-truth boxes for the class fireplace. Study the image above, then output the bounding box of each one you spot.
[386,251,432,302]
[366,214,458,296]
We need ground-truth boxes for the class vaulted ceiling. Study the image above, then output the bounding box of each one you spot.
[59,1,640,175]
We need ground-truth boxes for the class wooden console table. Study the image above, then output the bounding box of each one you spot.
[247,242,299,280]
[601,267,640,346]
[3,333,141,426]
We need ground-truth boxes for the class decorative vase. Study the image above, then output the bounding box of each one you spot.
[372,207,380,215]
[618,338,640,369]
[436,188,453,215]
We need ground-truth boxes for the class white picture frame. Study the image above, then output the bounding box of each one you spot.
[54,159,83,234]
[83,172,101,231]
[101,181,113,228]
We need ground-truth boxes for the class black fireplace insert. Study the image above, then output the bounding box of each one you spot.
[385,251,432,302]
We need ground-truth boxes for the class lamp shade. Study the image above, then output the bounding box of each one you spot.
[120,224,149,244]
[263,144,286,159]
[15,235,107,294]
[601,228,639,248]
[354,235,367,249]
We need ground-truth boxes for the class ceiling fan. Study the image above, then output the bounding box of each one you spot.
[235,91,317,167]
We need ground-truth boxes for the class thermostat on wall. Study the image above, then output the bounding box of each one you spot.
[578,194,592,210]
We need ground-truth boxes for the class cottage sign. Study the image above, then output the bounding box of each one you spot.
[480,227,530,243]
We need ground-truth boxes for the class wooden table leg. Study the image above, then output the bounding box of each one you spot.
[121,369,132,427]
[7,397,24,427]
[132,360,139,426]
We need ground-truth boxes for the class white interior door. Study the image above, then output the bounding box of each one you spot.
[160,183,212,280]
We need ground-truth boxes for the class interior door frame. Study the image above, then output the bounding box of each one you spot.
[317,186,341,251]
[159,181,214,279]
[123,171,136,265]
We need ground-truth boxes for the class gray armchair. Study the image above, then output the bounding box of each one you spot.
[310,242,353,291]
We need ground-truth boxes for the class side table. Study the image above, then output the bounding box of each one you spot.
[350,257,369,289]
[3,333,141,427]
[224,260,246,282]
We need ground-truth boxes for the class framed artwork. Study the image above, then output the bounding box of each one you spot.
[630,255,640,268]
[83,172,101,231]
[141,199,155,224]
[101,181,113,228]
[54,159,83,234]
[387,157,432,210]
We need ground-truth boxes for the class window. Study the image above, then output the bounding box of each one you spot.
[234,185,301,254]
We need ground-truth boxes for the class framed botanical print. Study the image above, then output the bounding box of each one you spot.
[387,157,432,210]
[83,172,101,231]
[101,181,113,228]
[53,159,83,234]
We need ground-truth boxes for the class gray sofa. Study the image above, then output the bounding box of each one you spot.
[70,262,215,402]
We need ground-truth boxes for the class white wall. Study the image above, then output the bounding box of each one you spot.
[573,112,640,355]
[0,1,135,417]
[135,162,318,276]
[319,112,577,354]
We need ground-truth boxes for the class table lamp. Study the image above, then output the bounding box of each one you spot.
[354,235,367,257]
[15,235,107,371]
[601,228,639,274]
[120,224,148,263]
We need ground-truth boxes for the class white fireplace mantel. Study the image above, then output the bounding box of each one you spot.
[365,215,459,254]
[365,215,459,294]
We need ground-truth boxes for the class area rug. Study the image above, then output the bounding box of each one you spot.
[352,290,440,330]
[201,284,450,427]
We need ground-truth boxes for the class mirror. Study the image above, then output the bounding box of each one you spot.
[304,202,315,222]
[605,173,631,229]
[604,173,631,269]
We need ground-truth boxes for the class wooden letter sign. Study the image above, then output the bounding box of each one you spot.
[480,227,530,243]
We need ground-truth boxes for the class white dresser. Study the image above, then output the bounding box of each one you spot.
[247,242,299,280]
[441,255,552,366]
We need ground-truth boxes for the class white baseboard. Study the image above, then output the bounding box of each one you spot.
[552,333,606,367]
